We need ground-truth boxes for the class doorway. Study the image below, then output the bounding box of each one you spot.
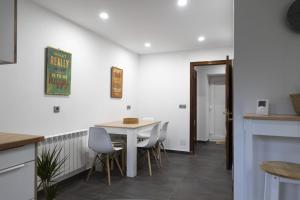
[208,75,226,142]
[190,57,233,170]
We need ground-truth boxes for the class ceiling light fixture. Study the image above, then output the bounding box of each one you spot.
[144,42,151,48]
[198,36,206,42]
[99,12,109,20]
[177,0,188,7]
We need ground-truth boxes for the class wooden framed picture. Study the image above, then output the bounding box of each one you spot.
[45,47,72,96]
[111,67,123,98]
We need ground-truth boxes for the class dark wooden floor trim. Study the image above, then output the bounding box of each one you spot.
[166,149,190,155]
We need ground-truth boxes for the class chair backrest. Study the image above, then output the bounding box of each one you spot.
[142,117,155,121]
[158,122,169,142]
[88,127,114,154]
[144,124,159,148]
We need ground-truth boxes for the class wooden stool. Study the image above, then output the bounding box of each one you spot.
[261,161,300,200]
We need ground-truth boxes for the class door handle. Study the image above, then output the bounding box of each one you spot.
[0,164,25,175]
[223,112,233,121]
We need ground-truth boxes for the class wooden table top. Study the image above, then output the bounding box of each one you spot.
[244,114,300,121]
[261,161,300,180]
[0,133,44,151]
[95,120,160,129]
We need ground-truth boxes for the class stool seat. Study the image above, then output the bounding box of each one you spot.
[261,161,300,180]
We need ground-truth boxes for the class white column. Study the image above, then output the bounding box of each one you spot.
[126,128,138,177]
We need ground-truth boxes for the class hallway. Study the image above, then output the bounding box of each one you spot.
[51,142,232,200]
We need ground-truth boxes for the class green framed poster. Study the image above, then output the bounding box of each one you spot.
[45,47,72,96]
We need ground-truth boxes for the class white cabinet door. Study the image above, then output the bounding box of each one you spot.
[0,0,16,63]
[0,161,35,200]
[0,144,35,170]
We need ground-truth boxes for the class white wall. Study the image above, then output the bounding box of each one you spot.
[0,0,139,136]
[234,0,300,199]
[195,65,225,141]
[137,49,233,152]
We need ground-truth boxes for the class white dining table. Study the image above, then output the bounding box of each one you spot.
[95,120,160,177]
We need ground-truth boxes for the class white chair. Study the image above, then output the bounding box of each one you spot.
[86,127,124,185]
[157,122,169,165]
[137,124,160,176]
[137,117,155,139]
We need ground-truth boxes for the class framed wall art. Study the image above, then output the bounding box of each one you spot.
[111,67,123,98]
[45,47,72,96]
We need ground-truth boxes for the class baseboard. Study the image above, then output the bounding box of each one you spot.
[165,149,190,155]
[196,140,209,143]
[215,140,225,144]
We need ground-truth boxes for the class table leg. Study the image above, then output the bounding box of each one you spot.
[126,129,137,177]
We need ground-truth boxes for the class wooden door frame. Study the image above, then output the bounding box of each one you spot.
[190,59,232,154]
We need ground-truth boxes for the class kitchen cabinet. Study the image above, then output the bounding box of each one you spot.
[0,0,17,64]
[0,133,44,200]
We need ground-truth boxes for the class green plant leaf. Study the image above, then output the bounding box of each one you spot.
[37,146,68,199]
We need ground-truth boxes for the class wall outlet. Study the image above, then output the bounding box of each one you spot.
[179,104,187,109]
[53,106,60,113]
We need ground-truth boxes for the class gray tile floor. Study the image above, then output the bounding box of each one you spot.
[53,142,232,200]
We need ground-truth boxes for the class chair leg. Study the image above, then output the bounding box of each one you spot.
[121,148,126,172]
[147,150,152,176]
[138,149,146,170]
[269,175,280,200]
[110,156,114,171]
[161,143,168,160]
[106,154,111,186]
[157,143,162,167]
[264,173,280,200]
[263,173,268,200]
[151,148,161,169]
[86,154,98,182]
[114,154,124,176]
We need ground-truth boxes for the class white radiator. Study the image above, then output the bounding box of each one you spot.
[38,129,89,182]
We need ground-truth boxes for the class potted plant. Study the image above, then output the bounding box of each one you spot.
[37,146,67,200]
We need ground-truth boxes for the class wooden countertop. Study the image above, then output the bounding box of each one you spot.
[95,120,161,129]
[261,161,300,180]
[0,133,44,151]
[244,114,300,121]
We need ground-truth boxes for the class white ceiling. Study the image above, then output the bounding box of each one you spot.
[31,0,233,55]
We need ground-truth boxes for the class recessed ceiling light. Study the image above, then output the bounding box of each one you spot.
[99,12,109,20]
[177,0,188,7]
[198,36,206,42]
[144,42,151,48]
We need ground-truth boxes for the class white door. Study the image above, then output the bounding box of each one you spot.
[208,75,226,141]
